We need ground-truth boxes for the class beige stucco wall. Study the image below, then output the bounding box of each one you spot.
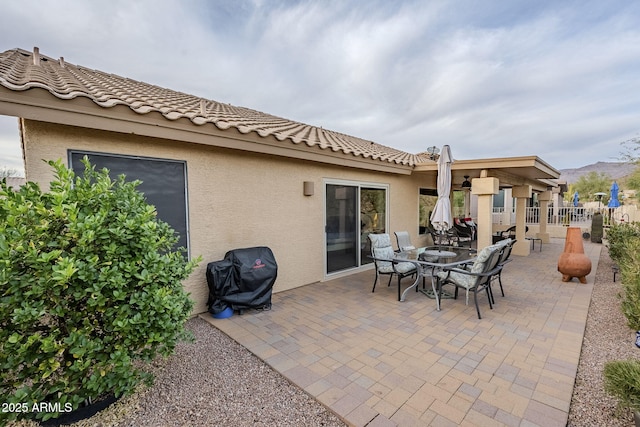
[22,119,433,314]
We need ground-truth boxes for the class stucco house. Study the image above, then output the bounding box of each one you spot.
[0,47,560,314]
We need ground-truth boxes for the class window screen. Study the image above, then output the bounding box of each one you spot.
[68,151,189,253]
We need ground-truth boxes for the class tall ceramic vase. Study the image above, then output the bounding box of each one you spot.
[557,227,592,283]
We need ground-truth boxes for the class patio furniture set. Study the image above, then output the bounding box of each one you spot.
[368,232,516,319]
[425,218,476,248]
[494,225,543,251]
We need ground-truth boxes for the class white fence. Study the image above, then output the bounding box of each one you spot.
[492,206,625,226]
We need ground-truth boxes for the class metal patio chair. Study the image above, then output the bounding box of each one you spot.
[394,231,416,252]
[368,233,417,300]
[436,243,504,319]
[490,238,516,301]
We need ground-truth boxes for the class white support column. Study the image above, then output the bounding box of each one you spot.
[512,185,532,256]
[471,174,499,250]
[538,190,552,243]
[552,188,563,226]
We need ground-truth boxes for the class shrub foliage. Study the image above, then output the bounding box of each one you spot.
[603,222,640,414]
[0,159,199,422]
[618,239,640,331]
[606,222,640,265]
[604,359,640,414]
[606,222,640,330]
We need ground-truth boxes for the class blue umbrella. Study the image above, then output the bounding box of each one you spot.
[573,191,579,207]
[608,181,620,208]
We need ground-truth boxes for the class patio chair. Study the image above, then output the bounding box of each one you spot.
[449,227,473,247]
[368,233,417,300]
[428,227,455,246]
[501,225,528,240]
[429,226,472,247]
[461,218,477,240]
[436,243,504,319]
[490,238,516,301]
[394,231,416,251]
[454,218,474,240]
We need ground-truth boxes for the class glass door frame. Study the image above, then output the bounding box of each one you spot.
[324,178,389,278]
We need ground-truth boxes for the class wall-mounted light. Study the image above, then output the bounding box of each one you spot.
[303,181,314,196]
[461,175,472,190]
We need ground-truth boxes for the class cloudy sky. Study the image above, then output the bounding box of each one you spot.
[1,0,639,174]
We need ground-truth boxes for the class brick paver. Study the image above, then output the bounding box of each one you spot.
[203,238,600,426]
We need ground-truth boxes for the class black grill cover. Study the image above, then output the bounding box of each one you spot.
[206,246,277,314]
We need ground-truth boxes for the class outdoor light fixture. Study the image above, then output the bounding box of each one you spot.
[461,176,472,189]
[303,181,314,196]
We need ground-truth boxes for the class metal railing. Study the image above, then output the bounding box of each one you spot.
[533,207,595,226]
[493,206,599,226]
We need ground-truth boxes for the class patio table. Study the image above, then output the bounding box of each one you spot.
[393,246,477,310]
[525,236,542,251]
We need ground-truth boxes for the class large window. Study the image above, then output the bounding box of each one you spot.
[421,188,469,229]
[68,151,190,254]
[419,188,438,234]
[452,190,466,217]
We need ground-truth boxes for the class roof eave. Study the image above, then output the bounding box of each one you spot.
[0,86,414,175]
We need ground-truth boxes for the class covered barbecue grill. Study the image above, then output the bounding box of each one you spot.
[206,246,277,317]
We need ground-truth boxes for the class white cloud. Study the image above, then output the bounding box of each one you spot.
[1,0,639,173]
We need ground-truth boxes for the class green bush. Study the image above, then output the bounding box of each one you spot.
[0,159,200,423]
[619,238,640,330]
[606,223,640,330]
[606,222,640,265]
[604,359,640,414]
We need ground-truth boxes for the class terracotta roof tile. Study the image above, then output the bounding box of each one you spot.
[0,48,423,167]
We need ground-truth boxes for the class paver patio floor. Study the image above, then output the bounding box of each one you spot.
[202,238,601,426]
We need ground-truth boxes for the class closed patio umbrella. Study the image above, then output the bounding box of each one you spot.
[573,191,579,207]
[430,145,453,243]
[608,181,620,208]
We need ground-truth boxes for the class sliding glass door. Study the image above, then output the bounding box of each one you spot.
[325,182,387,274]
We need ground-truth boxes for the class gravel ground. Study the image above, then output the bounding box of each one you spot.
[10,245,639,427]
[10,317,346,427]
[567,246,638,427]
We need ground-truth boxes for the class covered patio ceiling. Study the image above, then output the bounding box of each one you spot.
[414,155,561,192]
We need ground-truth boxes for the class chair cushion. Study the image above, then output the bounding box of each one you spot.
[371,234,395,269]
[438,270,476,289]
[378,261,416,274]
[372,245,395,269]
[437,244,501,288]
[370,233,416,275]
[395,231,414,251]
[370,233,392,249]
[496,238,512,248]
[469,244,499,274]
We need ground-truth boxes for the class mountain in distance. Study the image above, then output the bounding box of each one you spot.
[558,161,637,184]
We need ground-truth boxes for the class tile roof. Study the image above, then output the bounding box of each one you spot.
[0,48,427,167]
